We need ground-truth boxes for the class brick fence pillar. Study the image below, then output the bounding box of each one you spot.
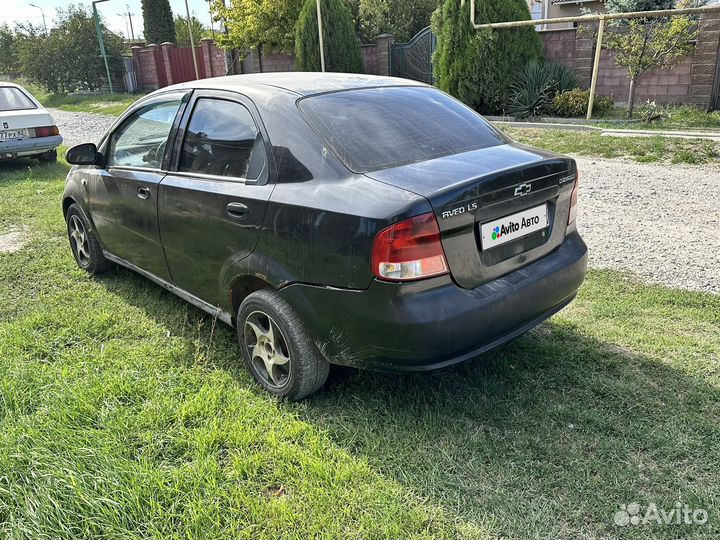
[377,33,395,76]
[201,38,215,78]
[160,42,175,86]
[146,44,164,88]
[689,11,720,108]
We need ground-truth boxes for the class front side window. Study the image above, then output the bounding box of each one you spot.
[107,99,182,169]
[0,87,36,112]
[179,98,267,180]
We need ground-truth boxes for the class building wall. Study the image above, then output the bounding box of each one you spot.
[543,0,606,30]
[539,10,720,108]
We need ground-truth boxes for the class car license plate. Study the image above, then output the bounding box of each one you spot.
[480,203,549,250]
[0,129,28,140]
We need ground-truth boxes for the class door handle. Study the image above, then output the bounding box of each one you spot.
[137,186,151,200]
[226,202,249,218]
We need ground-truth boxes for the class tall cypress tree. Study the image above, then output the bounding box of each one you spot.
[295,0,363,73]
[433,0,543,114]
[142,0,176,44]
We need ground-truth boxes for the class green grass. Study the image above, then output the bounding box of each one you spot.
[504,127,720,164]
[1,154,719,538]
[594,105,720,132]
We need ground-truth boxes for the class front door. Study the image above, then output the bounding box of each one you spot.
[89,93,187,281]
[159,93,274,307]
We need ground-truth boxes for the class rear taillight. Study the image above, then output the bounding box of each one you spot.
[568,171,579,225]
[372,212,449,282]
[32,126,59,138]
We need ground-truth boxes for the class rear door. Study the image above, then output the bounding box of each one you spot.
[89,92,188,281]
[159,91,274,306]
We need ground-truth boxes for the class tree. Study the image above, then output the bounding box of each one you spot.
[212,0,305,54]
[174,14,207,47]
[14,6,124,93]
[355,0,440,43]
[602,0,700,117]
[295,0,364,72]
[0,24,20,76]
[142,0,176,44]
[433,0,543,114]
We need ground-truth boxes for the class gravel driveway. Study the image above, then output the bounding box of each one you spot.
[50,108,720,294]
[50,108,116,148]
[574,156,719,294]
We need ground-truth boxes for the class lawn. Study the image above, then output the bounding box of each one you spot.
[1,154,719,539]
[594,105,720,132]
[505,126,720,165]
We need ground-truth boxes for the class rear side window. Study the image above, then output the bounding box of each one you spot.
[298,86,506,172]
[179,98,267,180]
[0,87,37,112]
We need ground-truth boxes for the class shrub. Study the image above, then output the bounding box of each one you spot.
[142,0,176,44]
[508,60,578,118]
[295,0,363,73]
[552,89,614,118]
[0,24,20,77]
[432,0,543,114]
[639,100,667,123]
[14,7,124,93]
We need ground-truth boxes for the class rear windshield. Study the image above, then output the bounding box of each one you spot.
[298,86,506,173]
[0,87,37,112]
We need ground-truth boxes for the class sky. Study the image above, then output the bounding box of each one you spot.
[0,0,218,39]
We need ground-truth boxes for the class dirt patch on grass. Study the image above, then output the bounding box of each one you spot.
[0,229,27,254]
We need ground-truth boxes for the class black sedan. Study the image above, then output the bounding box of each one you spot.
[63,73,587,399]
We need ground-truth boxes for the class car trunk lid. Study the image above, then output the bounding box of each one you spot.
[365,143,577,289]
[0,109,54,129]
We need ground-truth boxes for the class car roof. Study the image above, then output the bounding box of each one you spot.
[0,82,24,89]
[161,72,427,97]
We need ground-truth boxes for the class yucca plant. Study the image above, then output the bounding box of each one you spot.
[508,60,578,118]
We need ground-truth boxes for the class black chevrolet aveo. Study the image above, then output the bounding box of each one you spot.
[63,73,587,399]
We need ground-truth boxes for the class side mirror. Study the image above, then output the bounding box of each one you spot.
[66,143,101,166]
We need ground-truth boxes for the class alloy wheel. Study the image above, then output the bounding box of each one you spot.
[244,310,291,389]
[69,215,90,266]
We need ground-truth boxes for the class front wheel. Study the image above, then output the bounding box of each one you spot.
[66,203,114,274]
[238,289,329,400]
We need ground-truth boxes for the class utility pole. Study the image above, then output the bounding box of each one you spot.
[118,12,130,40]
[28,3,47,33]
[92,0,114,94]
[127,5,136,42]
[316,0,325,72]
[206,0,215,39]
[185,0,200,79]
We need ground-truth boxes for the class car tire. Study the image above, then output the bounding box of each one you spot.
[238,289,329,400]
[66,203,114,274]
[38,149,57,163]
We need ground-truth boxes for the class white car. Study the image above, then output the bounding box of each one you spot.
[0,82,62,162]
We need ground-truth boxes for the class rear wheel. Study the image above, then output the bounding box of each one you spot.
[238,289,329,400]
[66,204,114,274]
[37,149,57,163]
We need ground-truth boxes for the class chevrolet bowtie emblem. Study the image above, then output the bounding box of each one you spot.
[514,183,532,197]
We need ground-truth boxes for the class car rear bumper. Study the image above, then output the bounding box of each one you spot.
[0,135,62,159]
[279,231,588,371]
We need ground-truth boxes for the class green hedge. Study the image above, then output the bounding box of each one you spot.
[432,0,543,114]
